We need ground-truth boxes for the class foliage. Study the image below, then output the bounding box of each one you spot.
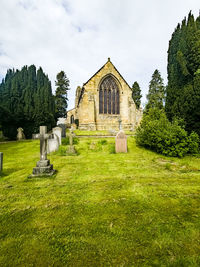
[146,69,165,112]
[1,138,200,266]
[135,108,199,157]
[55,71,70,119]
[0,65,55,139]
[166,12,200,135]
[131,81,142,109]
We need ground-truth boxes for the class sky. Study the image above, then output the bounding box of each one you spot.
[0,0,200,109]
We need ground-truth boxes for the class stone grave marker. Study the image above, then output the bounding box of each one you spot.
[52,127,62,145]
[115,130,127,153]
[30,126,56,177]
[17,128,25,140]
[58,124,66,138]
[118,118,122,130]
[66,128,76,154]
[47,133,59,153]
[57,118,67,138]
[0,152,3,172]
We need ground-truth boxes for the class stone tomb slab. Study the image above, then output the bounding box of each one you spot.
[115,130,127,153]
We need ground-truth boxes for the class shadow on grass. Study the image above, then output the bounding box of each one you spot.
[0,167,24,178]
[25,170,58,182]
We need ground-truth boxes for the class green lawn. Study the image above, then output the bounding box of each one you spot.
[0,137,200,266]
[73,129,134,136]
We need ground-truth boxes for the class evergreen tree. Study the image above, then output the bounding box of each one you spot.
[166,12,200,135]
[145,69,165,112]
[55,71,70,119]
[0,65,55,139]
[131,81,142,109]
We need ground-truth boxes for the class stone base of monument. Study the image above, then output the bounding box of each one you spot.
[66,145,76,155]
[30,160,56,177]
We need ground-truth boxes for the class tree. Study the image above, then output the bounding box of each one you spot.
[55,71,70,119]
[131,81,142,109]
[166,12,200,135]
[145,69,165,112]
[0,65,55,139]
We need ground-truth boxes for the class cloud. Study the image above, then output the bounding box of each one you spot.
[0,0,200,109]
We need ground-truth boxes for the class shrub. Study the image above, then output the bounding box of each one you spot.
[135,108,199,157]
[188,131,199,154]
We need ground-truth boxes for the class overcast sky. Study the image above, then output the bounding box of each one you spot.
[0,0,200,109]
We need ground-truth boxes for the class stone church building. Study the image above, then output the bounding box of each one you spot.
[67,58,142,131]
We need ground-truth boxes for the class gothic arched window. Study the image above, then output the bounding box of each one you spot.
[70,115,74,124]
[99,76,120,114]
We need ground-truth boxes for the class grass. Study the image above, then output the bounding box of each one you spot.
[1,137,200,266]
[73,129,134,136]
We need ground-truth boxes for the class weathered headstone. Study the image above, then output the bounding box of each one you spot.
[0,152,3,172]
[58,124,66,138]
[57,118,67,138]
[17,128,25,140]
[31,126,56,177]
[52,127,62,145]
[47,133,59,153]
[66,129,76,154]
[115,130,127,153]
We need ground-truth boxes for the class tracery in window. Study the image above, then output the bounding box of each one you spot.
[99,76,120,114]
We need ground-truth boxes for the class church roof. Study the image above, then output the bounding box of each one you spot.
[83,58,132,89]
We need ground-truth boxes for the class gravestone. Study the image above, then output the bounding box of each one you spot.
[57,118,67,138]
[118,118,122,130]
[0,152,3,172]
[17,128,25,140]
[66,129,76,154]
[115,130,127,153]
[58,124,66,138]
[47,133,59,153]
[31,126,56,177]
[52,127,62,145]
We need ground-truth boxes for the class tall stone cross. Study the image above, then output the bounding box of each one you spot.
[38,126,49,161]
[31,126,55,177]
[69,128,73,146]
[118,118,122,130]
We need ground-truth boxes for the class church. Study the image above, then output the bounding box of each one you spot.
[67,58,142,131]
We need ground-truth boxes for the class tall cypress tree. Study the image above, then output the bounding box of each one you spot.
[145,69,165,112]
[131,81,142,109]
[166,12,200,135]
[0,65,56,139]
[55,71,70,119]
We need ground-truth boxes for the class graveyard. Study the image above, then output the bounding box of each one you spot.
[1,134,200,266]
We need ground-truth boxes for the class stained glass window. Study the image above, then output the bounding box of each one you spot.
[99,76,120,114]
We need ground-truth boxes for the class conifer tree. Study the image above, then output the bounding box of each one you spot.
[55,71,70,119]
[166,12,200,135]
[145,69,165,112]
[0,65,56,139]
[131,81,142,109]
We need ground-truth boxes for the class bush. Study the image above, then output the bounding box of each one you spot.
[188,131,199,154]
[135,108,199,157]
